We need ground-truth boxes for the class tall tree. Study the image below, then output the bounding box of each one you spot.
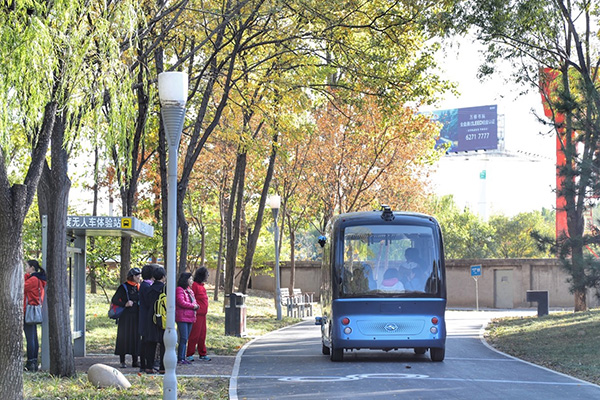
[307,97,443,232]
[151,0,456,288]
[457,0,600,310]
[0,0,142,387]
[489,211,555,258]
[0,3,58,396]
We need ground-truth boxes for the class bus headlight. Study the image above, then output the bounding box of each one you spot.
[344,327,352,335]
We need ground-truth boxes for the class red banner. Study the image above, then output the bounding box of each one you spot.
[539,68,568,239]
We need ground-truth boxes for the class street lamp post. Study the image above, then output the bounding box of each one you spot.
[268,195,282,320]
[158,71,188,400]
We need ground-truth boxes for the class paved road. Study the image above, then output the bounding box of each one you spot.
[230,310,600,399]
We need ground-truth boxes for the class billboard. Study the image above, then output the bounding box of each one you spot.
[429,105,498,152]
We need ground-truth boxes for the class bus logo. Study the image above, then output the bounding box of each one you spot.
[384,323,399,332]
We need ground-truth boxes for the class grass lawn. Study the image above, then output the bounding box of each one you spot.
[23,287,302,399]
[485,308,600,385]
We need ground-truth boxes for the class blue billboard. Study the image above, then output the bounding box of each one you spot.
[429,105,498,153]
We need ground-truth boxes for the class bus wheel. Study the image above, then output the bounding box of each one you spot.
[330,345,343,361]
[322,342,331,355]
[430,347,445,362]
[414,347,427,355]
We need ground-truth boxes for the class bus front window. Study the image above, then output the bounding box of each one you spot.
[342,225,438,297]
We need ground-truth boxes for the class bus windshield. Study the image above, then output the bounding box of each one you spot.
[341,224,439,297]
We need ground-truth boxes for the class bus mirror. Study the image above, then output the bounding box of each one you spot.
[318,235,327,248]
[315,316,323,325]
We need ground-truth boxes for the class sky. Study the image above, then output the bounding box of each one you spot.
[423,39,557,218]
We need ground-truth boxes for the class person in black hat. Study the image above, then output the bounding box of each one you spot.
[112,267,142,368]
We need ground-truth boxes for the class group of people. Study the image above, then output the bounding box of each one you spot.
[345,247,431,294]
[380,248,430,292]
[112,264,210,374]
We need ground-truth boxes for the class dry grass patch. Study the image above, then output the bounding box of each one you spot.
[485,308,600,385]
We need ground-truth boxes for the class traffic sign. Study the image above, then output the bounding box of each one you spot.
[470,265,482,311]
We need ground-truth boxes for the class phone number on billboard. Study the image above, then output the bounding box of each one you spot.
[465,132,490,141]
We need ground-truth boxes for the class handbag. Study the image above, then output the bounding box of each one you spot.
[25,303,43,324]
[108,283,129,319]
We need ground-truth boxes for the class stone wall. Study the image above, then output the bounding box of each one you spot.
[239,259,600,309]
[445,258,599,308]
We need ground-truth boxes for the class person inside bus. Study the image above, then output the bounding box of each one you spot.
[380,268,405,291]
[404,248,422,269]
[404,264,430,292]
[402,248,429,292]
[362,262,377,290]
[345,262,376,293]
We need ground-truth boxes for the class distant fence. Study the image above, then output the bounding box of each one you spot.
[235,259,599,309]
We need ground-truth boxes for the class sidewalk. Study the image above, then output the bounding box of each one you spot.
[75,353,235,377]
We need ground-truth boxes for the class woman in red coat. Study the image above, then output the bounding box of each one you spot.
[23,259,47,372]
[187,267,210,361]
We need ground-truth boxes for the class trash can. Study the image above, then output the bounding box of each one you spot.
[526,290,549,317]
[225,292,247,337]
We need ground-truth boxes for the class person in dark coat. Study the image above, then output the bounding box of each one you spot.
[23,259,47,372]
[138,263,157,372]
[113,267,142,368]
[143,266,166,374]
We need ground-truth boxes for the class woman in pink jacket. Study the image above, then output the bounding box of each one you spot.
[175,272,198,365]
[187,267,210,361]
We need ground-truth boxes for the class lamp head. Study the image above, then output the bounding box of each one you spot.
[268,194,281,210]
[158,71,188,107]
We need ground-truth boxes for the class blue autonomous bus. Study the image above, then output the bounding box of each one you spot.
[315,206,447,362]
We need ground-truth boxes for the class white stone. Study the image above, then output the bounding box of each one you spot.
[87,363,131,389]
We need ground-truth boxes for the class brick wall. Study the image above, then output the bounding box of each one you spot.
[240,259,598,309]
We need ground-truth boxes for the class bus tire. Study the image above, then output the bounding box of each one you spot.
[322,342,331,355]
[414,347,427,355]
[430,347,445,362]
[330,345,343,361]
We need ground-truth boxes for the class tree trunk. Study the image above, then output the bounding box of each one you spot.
[200,224,206,267]
[0,211,27,399]
[289,226,296,293]
[90,146,99,294]
[224,152,247,297]
[0,101,54,399]
[37,113,76,377]
[178,192,188,273]
[239,134,278,293]
[574,290,587,312]
[155,46,169,270]
[120,236,132,279]
[214,194,226,301]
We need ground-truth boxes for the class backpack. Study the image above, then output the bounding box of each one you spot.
[153,288,167,330]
